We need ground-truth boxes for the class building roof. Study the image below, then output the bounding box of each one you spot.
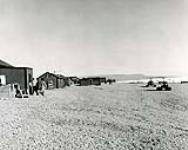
[68,76,80,80]
[54,74,66,79]
[80,77,102,80]
[0,59,14,67]
[38,72,66,79]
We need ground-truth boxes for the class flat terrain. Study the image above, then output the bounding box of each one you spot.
[0,83,188,149]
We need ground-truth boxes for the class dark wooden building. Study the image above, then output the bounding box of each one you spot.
[37,72,67,89]
[0,60,33,93]
[79,78,92,86]
[79,77,102,86]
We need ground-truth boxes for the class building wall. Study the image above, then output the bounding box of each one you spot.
[79,78,102,86]
[47,77,57,89]
[92,78,101,86]
[26,68,33,90]
[79,79,92,86]
[57,78,66,88]
[68,77,80,85]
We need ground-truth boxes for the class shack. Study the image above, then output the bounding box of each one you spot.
[79,78,93,86]
[79,77,102,86]
[0,59,33,94]
[37,72,67,89]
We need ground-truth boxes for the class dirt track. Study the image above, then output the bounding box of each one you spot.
[0,83,188,149]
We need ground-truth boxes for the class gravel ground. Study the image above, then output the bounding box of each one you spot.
[0,83,188,149]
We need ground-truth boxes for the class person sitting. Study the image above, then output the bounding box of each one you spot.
[14,84,22,98]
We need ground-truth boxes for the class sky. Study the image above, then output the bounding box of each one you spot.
[0,0,188,77]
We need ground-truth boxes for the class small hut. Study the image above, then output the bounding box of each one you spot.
[37,72,67,89]
[78,77,102,86]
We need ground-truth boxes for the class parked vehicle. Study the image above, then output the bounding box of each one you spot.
[156,81,172,91]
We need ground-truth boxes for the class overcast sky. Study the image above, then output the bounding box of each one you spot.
[0,0,188,77]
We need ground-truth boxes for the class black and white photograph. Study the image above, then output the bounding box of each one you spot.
[0,0,188,149]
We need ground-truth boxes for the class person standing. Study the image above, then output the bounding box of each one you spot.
[39,78,47,96]
[33,78,39,95]
[29,80,34,95]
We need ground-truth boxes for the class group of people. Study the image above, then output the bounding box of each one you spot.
[29,78,47,96]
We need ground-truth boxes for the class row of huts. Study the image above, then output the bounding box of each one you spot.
[0,59,116,95]
[38,72,113,88]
